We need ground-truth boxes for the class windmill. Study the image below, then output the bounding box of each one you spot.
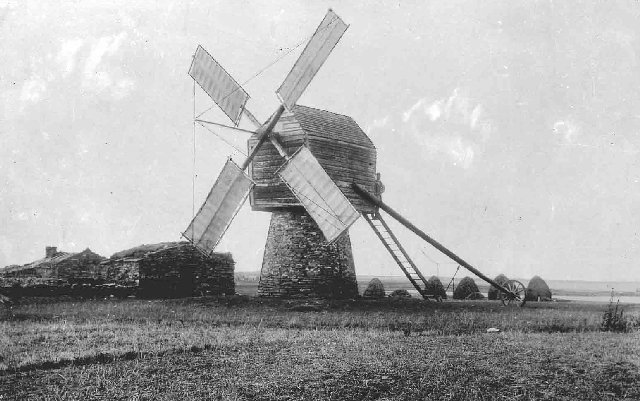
[183,9,370,298]
[184,9,527,305]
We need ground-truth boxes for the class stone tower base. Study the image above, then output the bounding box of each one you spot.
[257,210,358,298]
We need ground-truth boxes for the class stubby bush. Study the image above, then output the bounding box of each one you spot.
[526,276,552,301]
[453,276,480,300]
[363,278,386,299]
[425,276,447,299]
[488,274,509,300]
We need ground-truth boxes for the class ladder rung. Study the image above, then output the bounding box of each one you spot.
[370,216,428,299]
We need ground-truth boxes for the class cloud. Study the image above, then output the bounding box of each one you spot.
[470,105,483,130]
[366,115,390,133]
[402,98,427,122]
[401,87,495,169]
[418,135,476,169]
[443,87,470,122]
[448,137,475,168]
[111,78,136,100]
[403,88,493,141]
[426,101,442,121]
[553,118,580,143]
[83,32,127,92]
[10,31,134,117]
[20,77,47,104]
[57,38,84,77]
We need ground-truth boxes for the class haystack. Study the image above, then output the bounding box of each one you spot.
[453,276,480,300]
[425,276,447,299]
[466,291,485,300]
[389,289,411,299]
[363,278,385,299]
[488,274,509,300]
[526,275,552,301]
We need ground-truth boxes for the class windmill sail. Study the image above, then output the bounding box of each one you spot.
[189,45,249,126]
[276,9,348,109]
[183,159,254,255]
[277,145,359,243]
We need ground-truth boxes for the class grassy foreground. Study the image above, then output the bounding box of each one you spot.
[1,296,639,400]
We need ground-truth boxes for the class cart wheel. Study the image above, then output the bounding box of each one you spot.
[500,280,527,307]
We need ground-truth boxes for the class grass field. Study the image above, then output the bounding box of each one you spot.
[1,290,639,400]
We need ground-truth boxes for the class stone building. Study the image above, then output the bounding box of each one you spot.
[102,241,235,297]
[0,246,105,281]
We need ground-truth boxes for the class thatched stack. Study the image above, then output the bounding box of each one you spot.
[363,278,385,299]
[526,275,552,301]
[465,291,485,300]
[453,276,480,300]
[425,276,447,299]
[389,289,411,299]
[488,274,509,300]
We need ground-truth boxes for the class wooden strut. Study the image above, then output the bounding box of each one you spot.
[182,105,284,253]
[240,104,286,171]
[351,182,513,297]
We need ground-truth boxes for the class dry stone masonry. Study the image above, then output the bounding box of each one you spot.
[103,242,235,297]
[258,210,358,298]
[1,242,234,298]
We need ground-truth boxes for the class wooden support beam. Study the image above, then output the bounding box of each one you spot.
[194,119,256,135]
[351,182,513,297]
[268,134,290,160]
[240,105,285,171]
[242,108,262,129]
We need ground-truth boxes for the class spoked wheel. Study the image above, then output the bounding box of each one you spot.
[499,280,527,307]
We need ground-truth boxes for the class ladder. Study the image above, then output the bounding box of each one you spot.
[363,212,435,300]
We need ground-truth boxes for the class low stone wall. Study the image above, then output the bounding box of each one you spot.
[258,210,359,298]
[0,277,135,298]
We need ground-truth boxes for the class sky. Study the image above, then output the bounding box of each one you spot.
[2,0,640,282]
